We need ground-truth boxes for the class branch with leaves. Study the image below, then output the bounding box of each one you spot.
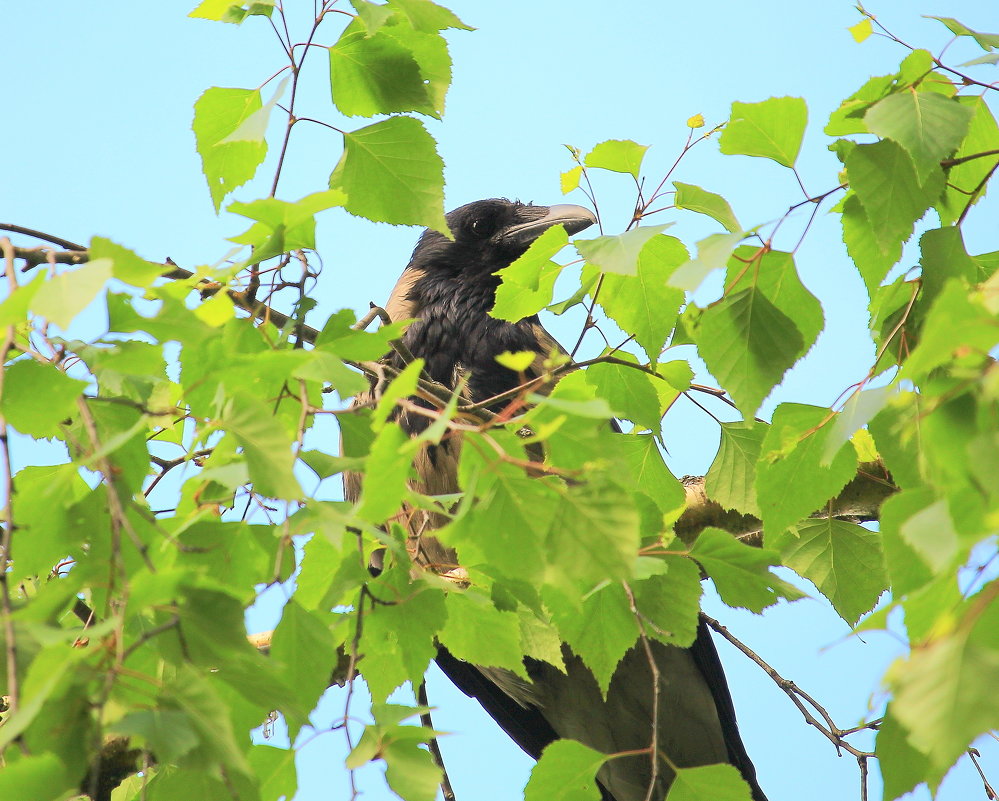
[2,5,999,801]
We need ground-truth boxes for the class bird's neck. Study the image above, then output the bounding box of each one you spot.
[404,270,537,404]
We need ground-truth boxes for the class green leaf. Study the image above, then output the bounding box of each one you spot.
[594,234,687,362]
[825,73,894,137]
[841,193,903,296]
[890,600,999,778]
[361,585,446,700]
[667,232,745,291]
[221,392,301,499]
[673,182,741,233]
[439,591,527,675]
[9,464,90,583]
[496,350,536,371]
[719,97,807,168]
[774,518,887,624]
[387,0,473,32]
[383,734,442,801]
[665,763,753,801]
[868,391,925,492]
[448,466,549,584]
[616,433,685,514]
[918,226,979,308]
[584,139,649,179]
[585,362,662,431]
[270,600,339,736]
[350,0,395,32]
[561,165,582,194]
[849,18,872,43]
[492,225,568,321]
[695,288,803,418]
[0,273,44,327]
[705,420,768,516]
[902,280,998,380]
[249,745,298,801]
[865,91,974,181]
[166,666,254,777]
[192,87,268,212]
[29,259,112,329]
[329,21,441,118]
[317,308,410,360]
[525,740,608,801]
[633,556,703,646]
[1,360,86,439]
[845,139,945,256]
[689,528,792,612]
[820,385,896,466]
[575,225,672,276]
[293,350,369,397]
[220,75,287,143]
[0,644,88,750]
[228,189,347,262]
[110,709,199,763]
[374,358,425,429]
[544,477,640,591]
[925,16,999,51]
[330,116,448,234]
[959,53,999,66]
[189,0,275,23]
[356,422,411,524]
[936,97,999,225]
[875,712,930,801]
[755,403,858,536]
[90,237,165,287]
[554,583,636,695]
[892,492,959,575]
[0,753,69,801]
[725,247,823,364]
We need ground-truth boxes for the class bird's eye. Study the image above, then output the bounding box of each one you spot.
[470,218,494,238]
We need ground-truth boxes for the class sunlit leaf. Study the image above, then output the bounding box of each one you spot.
[575,224,672,276]
[673,182,741,233]
[525,740,607,801]
[330,116,448,234]
[584,139,649,179]
[774,518,887,624]
[193,87,268,211]
[719,97,807,167]
[705,420,768,516]
[695,288,803,418]
[865,91,974,181]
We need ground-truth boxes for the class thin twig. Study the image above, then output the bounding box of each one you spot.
[0,223,84,250]
[0,239,21,717]
[969,747,998,800]
[622,582,661,801]
[701,614,875,760]
[418,681,457,801]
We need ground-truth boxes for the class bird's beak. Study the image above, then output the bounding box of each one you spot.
[497,204,597,247]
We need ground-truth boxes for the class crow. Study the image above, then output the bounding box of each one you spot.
[344,198,767,801]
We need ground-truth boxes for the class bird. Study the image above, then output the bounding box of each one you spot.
[343,198,768,801]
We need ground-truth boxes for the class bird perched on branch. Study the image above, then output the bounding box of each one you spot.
[344,198,767,801]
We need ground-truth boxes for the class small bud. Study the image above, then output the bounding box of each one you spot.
[687,113,705,129]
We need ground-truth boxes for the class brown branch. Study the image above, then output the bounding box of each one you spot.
[0,239,21,717]
[0,223,85,251]
[702,614,877,760]
[941,148,999,168]
[673,463,896,546]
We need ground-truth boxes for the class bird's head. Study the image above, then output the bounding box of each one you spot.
[408,198,597,277]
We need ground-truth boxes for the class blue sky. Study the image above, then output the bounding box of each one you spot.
[5,1,999,801]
